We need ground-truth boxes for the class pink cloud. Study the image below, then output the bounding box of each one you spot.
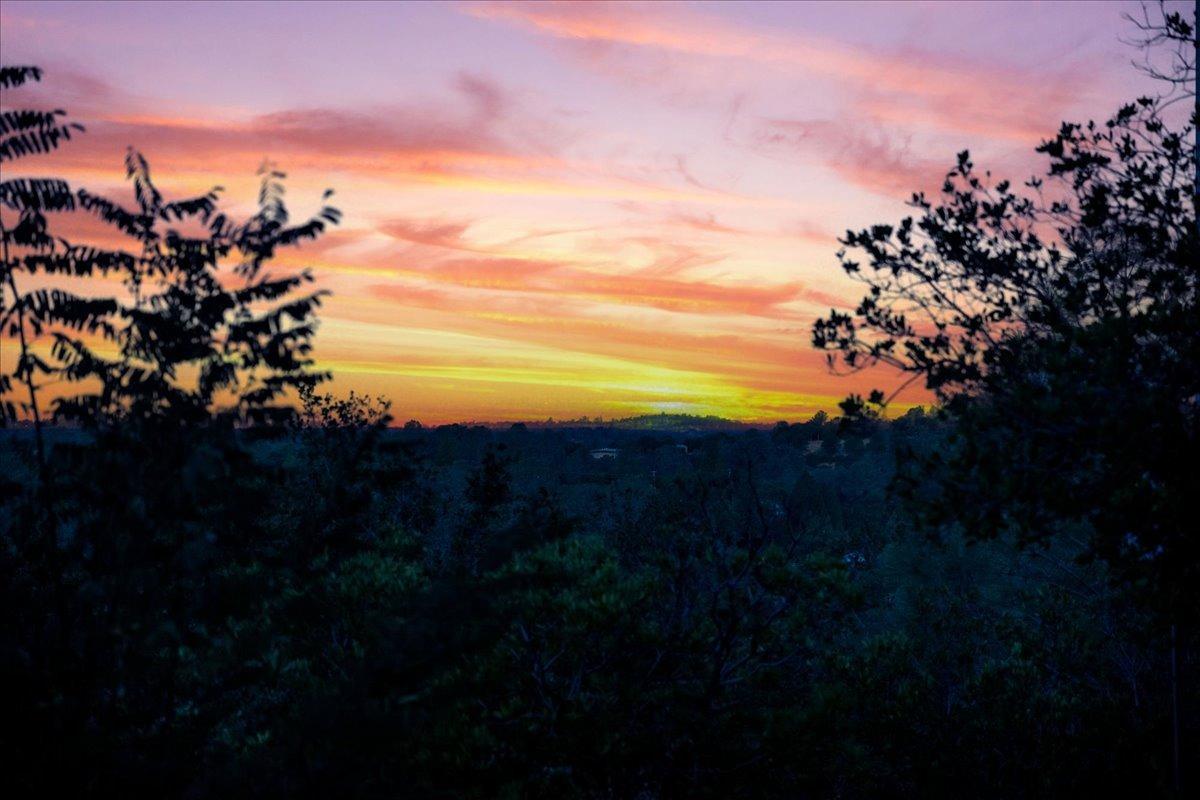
[466,1,1090,143]
[1,64,568,180]
[669,211,747,236]
[371,250,808,318]
[432,256,560,288]
[787,219,840,246]
[379,218,478,250]
[751,118,949,199]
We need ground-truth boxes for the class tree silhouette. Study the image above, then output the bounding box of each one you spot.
[1,66,351,796]
[812,4,1198,609]
[54,155,341,427]
[813,6,1198,788]
[2,64,341,436]
[1,66,124,469]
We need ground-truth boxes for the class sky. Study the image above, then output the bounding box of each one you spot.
[0,0,1161,423]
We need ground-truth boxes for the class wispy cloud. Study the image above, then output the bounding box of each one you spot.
[380,218,480,251]
[465,0,1089,142]
[748,118,949,199]
[5,0,1125,421]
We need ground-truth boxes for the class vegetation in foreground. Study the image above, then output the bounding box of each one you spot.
[2,409,1195,798]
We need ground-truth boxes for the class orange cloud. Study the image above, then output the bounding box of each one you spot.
[557,270,801,316]
[2,66,567,182]
[362,248,806,317]
[669,212,747,236]
[380,218,478,250]
[1,33,928,424]
[354,277,874,402]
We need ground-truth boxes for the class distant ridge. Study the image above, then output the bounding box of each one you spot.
[500,413,760,431]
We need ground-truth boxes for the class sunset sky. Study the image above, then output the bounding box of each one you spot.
[0,0,1156,423]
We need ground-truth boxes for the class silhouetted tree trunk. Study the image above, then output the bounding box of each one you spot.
[1171,620,1181,794]
[1179,7,1193,787]
[1,224,44,471]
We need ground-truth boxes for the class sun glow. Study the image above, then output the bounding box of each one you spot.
[0,0,1140,423]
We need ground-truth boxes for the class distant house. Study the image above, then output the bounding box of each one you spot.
[590,447,620,460]
[843,550,867,567]
[674,443,689,455]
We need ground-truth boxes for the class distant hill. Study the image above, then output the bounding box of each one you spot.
[510,413,762,432]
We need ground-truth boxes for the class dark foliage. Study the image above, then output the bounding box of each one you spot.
[57,153,340,428]
[811,5,1198,792]
[4,418,1193,797]
[1,65,97,465]
[813,3,1199,622]
[3,8,1199,797]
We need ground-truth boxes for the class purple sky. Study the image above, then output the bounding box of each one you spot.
[0,1,1165,421]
